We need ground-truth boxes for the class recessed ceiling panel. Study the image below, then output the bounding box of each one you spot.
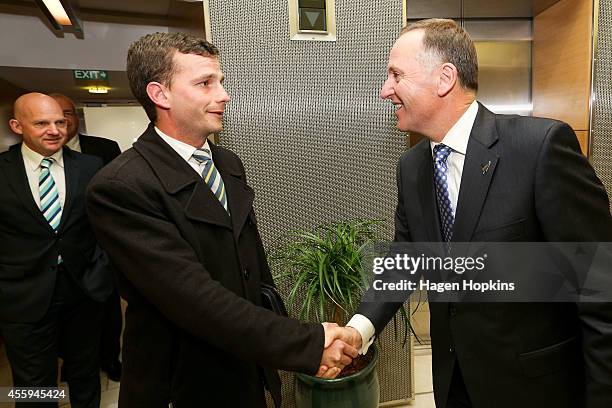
[406,0,562,19]
[463,0,533,18]
[406,0,461,19]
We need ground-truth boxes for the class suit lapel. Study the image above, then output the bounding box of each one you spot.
[78,134,92,154]
[1,144,53,231]
[59,147,79,228]
[453,103,500,243]
[416,142,444,242]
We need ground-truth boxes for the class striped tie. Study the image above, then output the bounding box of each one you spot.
[192,148,229,214]
[39,157,62,231]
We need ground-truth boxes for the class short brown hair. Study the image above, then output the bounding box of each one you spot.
[127,32,220,121]
[401,19,478,92]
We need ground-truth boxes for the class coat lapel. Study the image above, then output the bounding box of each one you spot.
[1,144,53,231]
[59,147,79,229]
[209,143,255,240]
[452,103,500,243]
[184,181,232,229]
[133,125,233,230]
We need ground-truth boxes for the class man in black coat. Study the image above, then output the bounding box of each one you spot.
[86,33,357,407]
[50,93,123,382]
[340,19,612,408]
[0,93,114,407]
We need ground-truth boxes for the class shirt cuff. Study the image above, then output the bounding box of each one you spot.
[347,314,375,355]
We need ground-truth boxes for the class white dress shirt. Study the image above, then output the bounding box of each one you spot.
[429,100,478,216]
[154,127,213,177]
[65,134,82,153]
[347,100,479,354]
[21,144,66,210]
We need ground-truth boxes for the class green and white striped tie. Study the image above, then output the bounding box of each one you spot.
[192,148,229,214]
[39,157,62,231]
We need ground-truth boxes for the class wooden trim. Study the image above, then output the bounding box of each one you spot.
[533,0,593,131]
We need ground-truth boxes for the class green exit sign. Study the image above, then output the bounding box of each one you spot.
[73,70,109,80]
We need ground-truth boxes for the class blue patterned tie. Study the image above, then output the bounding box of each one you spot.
[192,148,229,214]
[433,144,454,246]
[39,157,62,231]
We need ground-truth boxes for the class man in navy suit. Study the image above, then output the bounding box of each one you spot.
[50,93,123,382]
[339,19,612,408]
[0,93,113,407]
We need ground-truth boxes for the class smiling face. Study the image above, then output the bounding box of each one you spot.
[9,93,67,156]
[380,30,440,134]
[164,52,230,140]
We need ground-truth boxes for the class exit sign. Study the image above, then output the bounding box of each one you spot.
[73,70,109,80]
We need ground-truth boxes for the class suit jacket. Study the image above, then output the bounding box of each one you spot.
[0,145,113,323]
[78,134,121,166]
[359,103,612,408]
[86,124,324,408]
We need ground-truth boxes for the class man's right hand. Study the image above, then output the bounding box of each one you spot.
[316,323,363,379]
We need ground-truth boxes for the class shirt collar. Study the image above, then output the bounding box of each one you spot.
[65,134,81,151]
[430,100,479,155]
[154,126,211,162]
[21,143,64,171]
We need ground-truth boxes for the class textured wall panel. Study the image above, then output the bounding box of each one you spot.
[208,0,412,405]
[592,0,612,209]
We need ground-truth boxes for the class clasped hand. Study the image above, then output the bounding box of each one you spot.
[316,322,363,379]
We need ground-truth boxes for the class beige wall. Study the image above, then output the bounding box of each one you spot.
[0,11,168,71]
[82,106,149,152]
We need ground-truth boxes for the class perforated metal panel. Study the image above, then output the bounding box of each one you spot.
[592,0,612,210]
[208,0,413,405]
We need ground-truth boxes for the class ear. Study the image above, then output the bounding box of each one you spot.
[146,82,171,111]
[437,63,458,97]
[8,119,23,135]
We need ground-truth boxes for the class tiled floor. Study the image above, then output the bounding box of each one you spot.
[404,346,435,407]
[0,342,435,407]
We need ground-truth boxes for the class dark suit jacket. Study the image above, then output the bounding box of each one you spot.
[86,125,324,408]
[78,134,121,166]
[359,103,612,408]
[0,145,114,323]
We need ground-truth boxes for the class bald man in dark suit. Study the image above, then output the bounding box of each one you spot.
[0,93,113,407]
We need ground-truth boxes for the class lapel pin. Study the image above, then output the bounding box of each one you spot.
[481,161,491,175]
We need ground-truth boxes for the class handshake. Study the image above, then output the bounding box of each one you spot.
[316,322,363,379]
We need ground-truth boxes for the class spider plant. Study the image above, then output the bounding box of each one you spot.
[272,219,412,346]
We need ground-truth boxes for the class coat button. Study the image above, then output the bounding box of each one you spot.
[449,304,457,316]
[243,268,250,280]
[449,347,455,353]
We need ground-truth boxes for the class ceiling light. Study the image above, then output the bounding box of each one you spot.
[34,0,82,33]
[41,0,71,25]
[88,86,109,94]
